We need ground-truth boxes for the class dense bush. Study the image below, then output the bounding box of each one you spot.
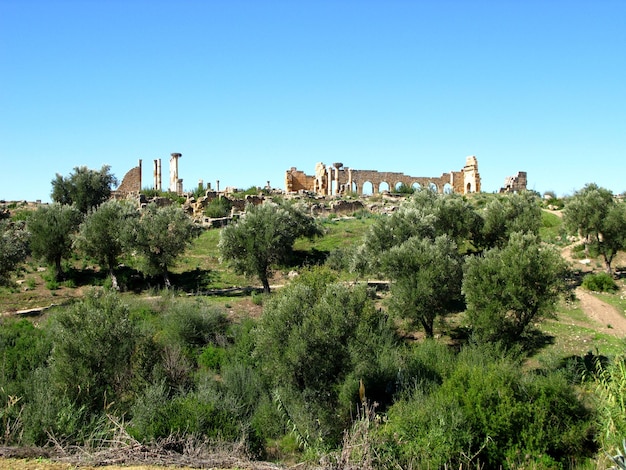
[582,272,618,292]
[204,197,232,218]
[254,268,400,447]
[378,344,595,469]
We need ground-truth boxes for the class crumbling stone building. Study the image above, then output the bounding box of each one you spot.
[285,156,481,196]
[112,160,142,198]
[500,171,528,193]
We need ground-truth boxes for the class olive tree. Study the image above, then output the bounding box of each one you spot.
[48,290,141,412]
[28,203,82,281]
[255,269,398,445]
[218,201,321,294]
[0,220,30,286]
[132,203,197,288]
[74,199,139,290]
[479,191,542,249]
[563,183,626,274]
[382,235,463,338]
[462,231,566,344]
[355,190,480,275]
[51,165,117,214]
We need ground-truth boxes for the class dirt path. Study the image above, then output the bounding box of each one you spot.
[559,240,626,337]
[574,286,626,337]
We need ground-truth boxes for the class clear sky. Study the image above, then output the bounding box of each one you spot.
[1,0,625,202]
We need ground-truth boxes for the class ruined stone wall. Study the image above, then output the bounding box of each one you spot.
[285,156,480,196]
[285,167,315,193]
[349,170,453,194]
[112,161,142,198]
[500,171,527,193]
[462,156,481,193]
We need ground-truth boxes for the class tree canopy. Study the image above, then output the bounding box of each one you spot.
[27,203,83,281]
[0,220,30,286]
[462,231,566,344]
[563,183,626,274]
[218,201,321,293]
[479,191,542,249]
[74,199,140,290]
[51,165,118,214]
[382,234,464,337]
[132,203,197,288]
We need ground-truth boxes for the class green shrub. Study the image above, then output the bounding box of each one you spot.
[0,319,51,398]
[197,344,226,370]
[324,246,355,272]
[250,290,264,306]
[129,380,241,442]
[590,357,626,453]
[255,270,400,446]
[156,301,229,358]
[47,291,142,414]
[204,197,232,218]
[582,272,617,292]
[377,344,595,469]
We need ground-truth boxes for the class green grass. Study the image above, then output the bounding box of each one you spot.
[293,216,376,252]
[535,299,626,362]
[539,210,566,245]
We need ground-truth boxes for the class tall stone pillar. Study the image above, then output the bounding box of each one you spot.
[326,167,332,196]
[169,153,182,193]
[154,159,162,191]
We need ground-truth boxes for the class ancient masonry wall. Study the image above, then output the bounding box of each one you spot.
[112,160,142,198]
[285,156,481,196]
[285,167,315,193]
[500,171,527,193]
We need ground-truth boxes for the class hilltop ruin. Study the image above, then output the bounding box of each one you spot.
[285,156,482,196]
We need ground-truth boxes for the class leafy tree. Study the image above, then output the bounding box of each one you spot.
[27,203,82,281]
[462,232,566,344]
[382,235,463,338]
[74,199,139,290]
[218,201,321,293]
[51,165,118,214]
[564,184,626,274]
[47,290,141,412]
[0,220,30,285]
[355,190,481,275]
[479,191,542,249]
[132,203,197,288]
[255,269,399,444]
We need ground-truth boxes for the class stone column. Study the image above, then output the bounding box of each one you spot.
[347,168,353,194]
[154,159,162,191]
[169,153,182,193]
[326,167,332,196]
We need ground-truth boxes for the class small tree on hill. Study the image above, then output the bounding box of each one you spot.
[355,189,480,275]
[462,231,566,344]
[382,234,463,338]
[0,220,30,286]
[479,191,542,249]
[28,203,82,281]
[74,199,139,290]
[132,203,197,288]
[563,183,626,274]
[218,201,321,294]
[51,165,117,214]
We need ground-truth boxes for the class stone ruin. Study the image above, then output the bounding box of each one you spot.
[113,153,185,199]
[500,171,528,193]
[285,156,481,196]
[112,160,142,198]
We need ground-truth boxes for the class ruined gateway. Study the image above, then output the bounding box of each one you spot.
[285,156,481,196]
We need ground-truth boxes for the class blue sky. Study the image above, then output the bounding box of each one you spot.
[1,0,625,202]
